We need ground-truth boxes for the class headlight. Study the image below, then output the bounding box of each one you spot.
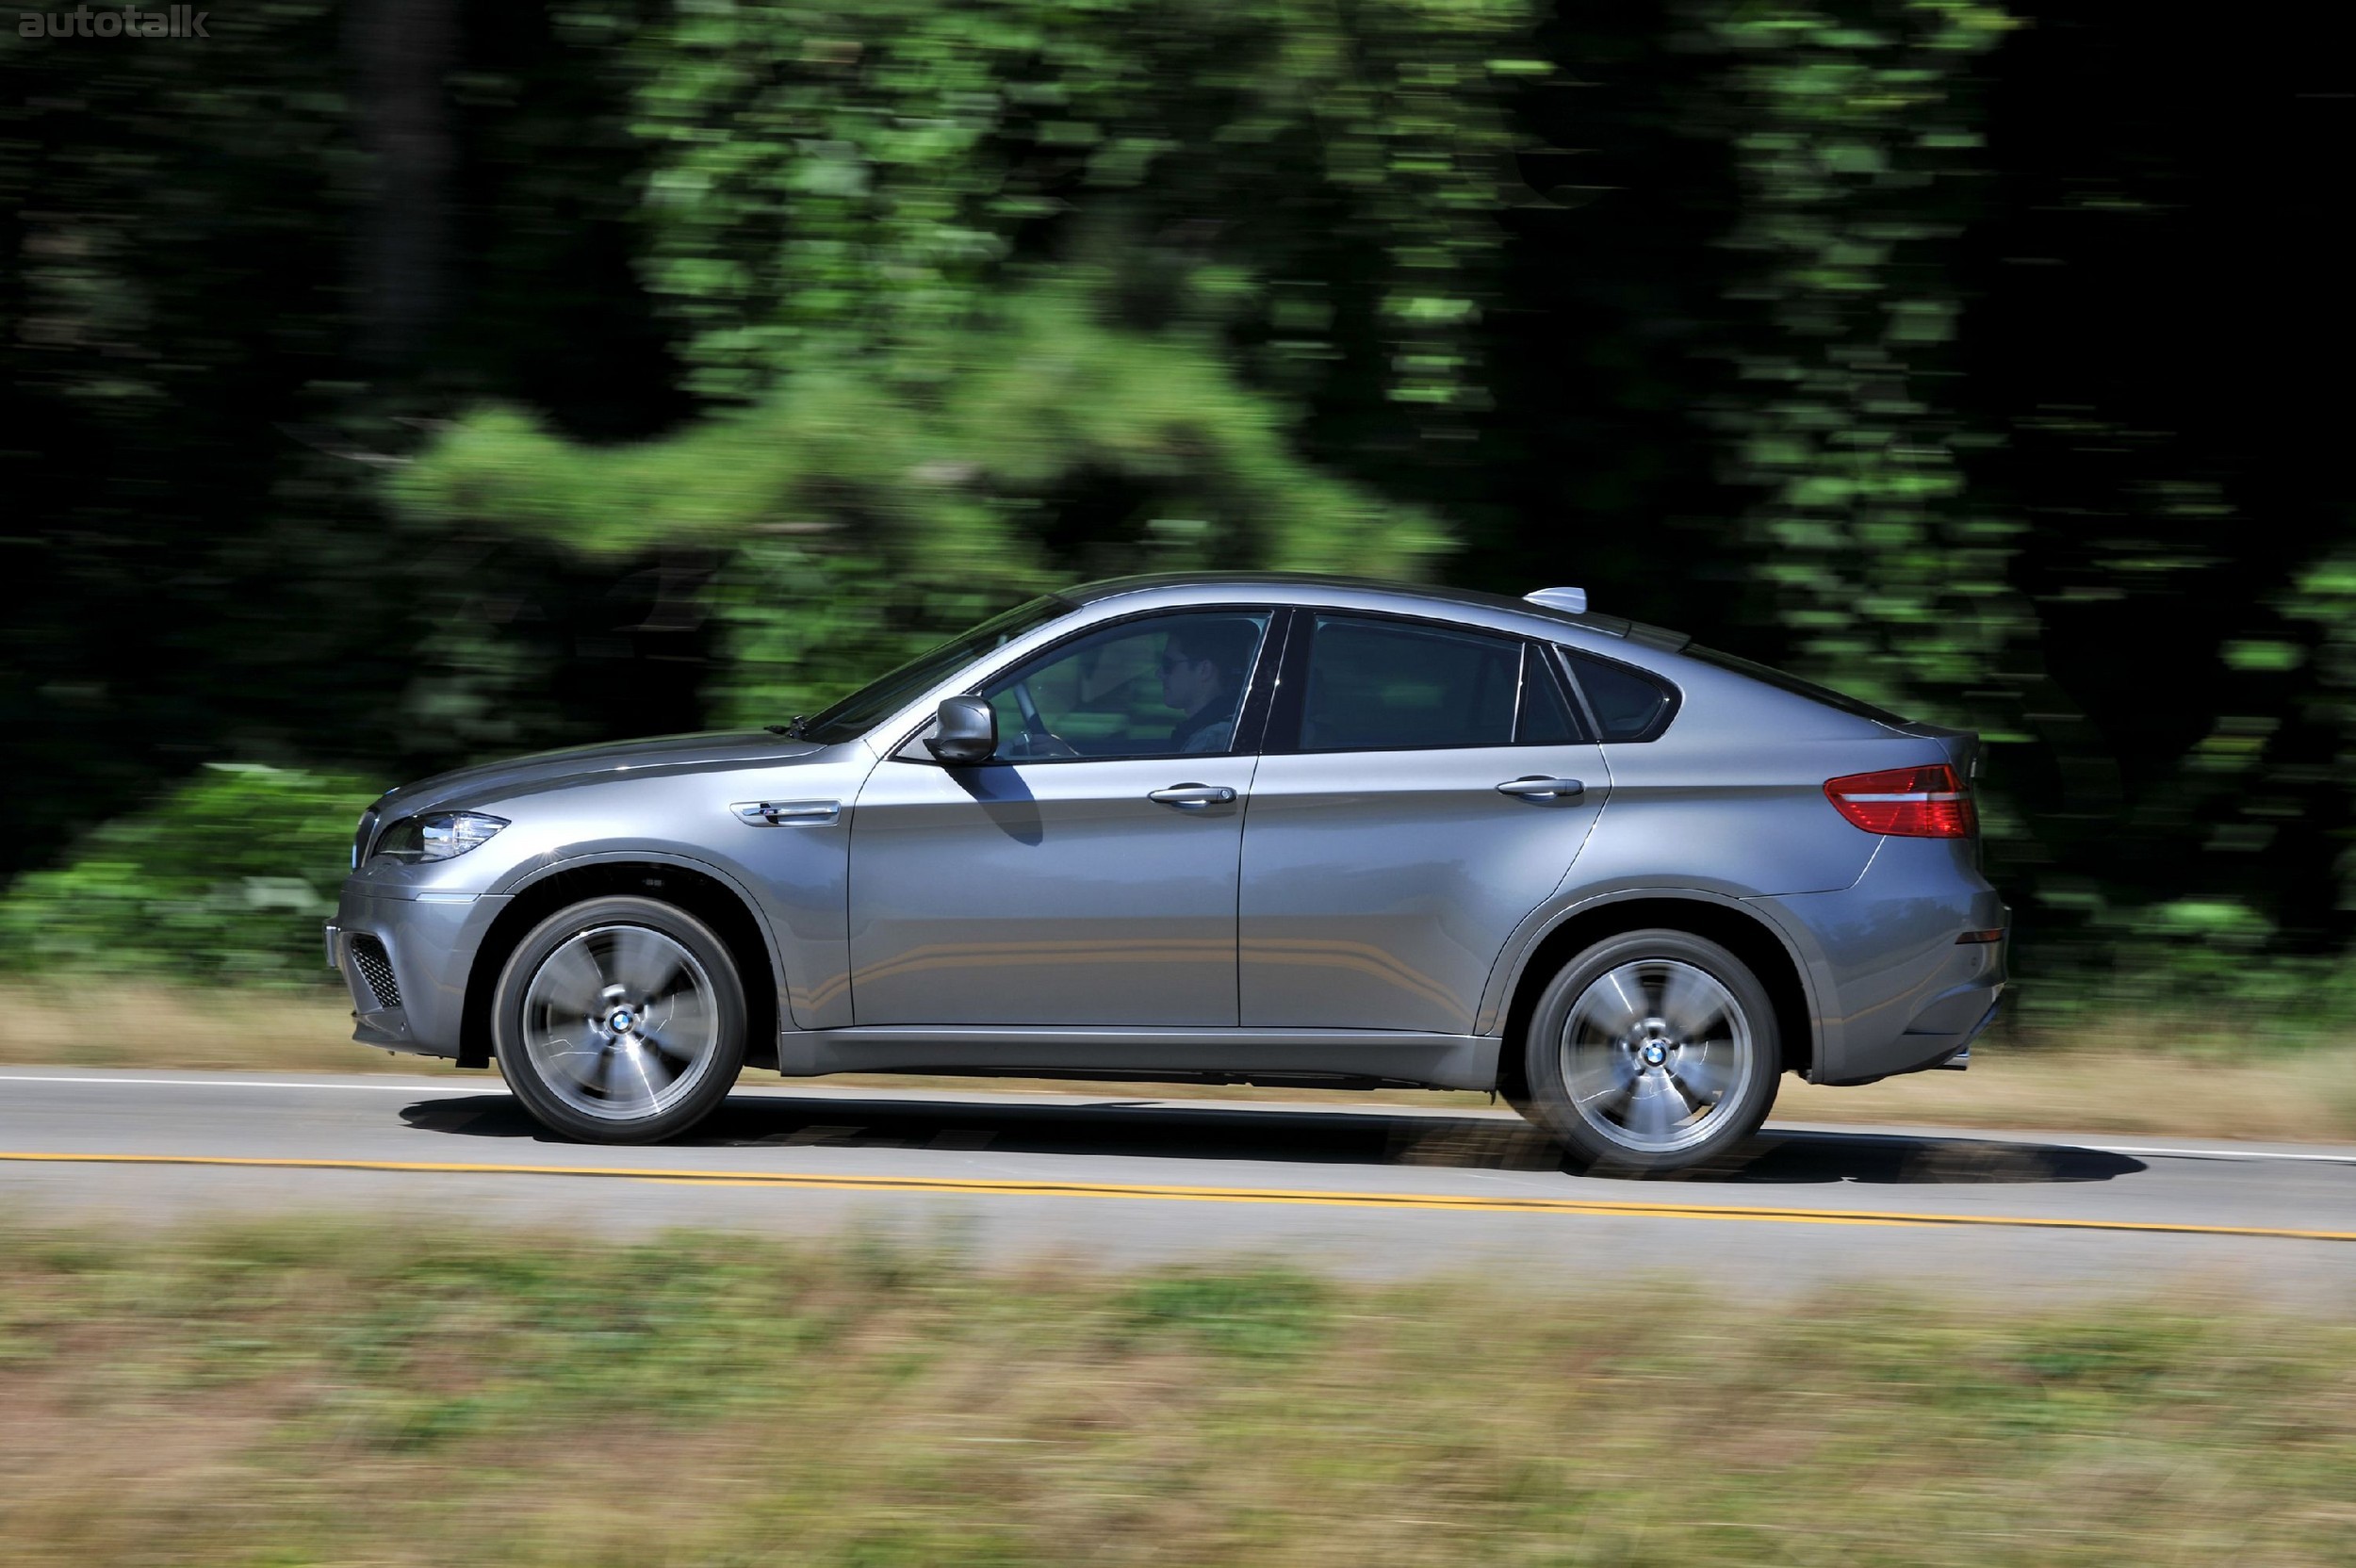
[370,811,509,863]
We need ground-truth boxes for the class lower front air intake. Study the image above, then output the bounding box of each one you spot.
[348,934,401,1010]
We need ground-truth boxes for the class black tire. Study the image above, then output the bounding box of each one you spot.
[490,895,747,1143]
[1513,927,1780,1175]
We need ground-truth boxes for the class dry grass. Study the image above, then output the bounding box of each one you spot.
[0,1219,2351,1567]
[2,983,2350,1143]
[1775,1037,2356,1143]
[0,982,467,1075]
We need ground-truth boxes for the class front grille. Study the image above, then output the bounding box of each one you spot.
[349,934,401,1010]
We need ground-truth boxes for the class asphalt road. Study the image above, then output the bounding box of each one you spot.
[4,1066,2353,1300]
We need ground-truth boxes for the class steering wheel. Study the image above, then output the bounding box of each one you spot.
[1005,680,1081,760]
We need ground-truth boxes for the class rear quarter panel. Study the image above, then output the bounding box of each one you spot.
[1573,661,1906,899]
[1476,652,1968,1037]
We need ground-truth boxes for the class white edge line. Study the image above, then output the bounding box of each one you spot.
[1765,1121,2356,1167]
[2071,1143,2356,1167]
[0,1074,452,1092]
[2,1074,2352,1166]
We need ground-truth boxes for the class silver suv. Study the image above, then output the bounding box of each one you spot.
[331,575,2006,1171]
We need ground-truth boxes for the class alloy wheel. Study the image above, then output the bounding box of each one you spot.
[1558,957,1757,1156]
[517,923,722,1122]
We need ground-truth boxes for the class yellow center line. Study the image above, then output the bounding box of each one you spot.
[3,1150,2351,1243]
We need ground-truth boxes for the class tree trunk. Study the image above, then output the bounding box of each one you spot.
[347,0,456,369]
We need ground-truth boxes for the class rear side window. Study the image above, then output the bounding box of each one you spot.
[1295,615,1521,750]
[1560,649,1678,742]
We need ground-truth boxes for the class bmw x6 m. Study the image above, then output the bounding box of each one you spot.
[331,575,2006,1172]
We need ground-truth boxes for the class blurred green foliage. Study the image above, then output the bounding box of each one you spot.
[0,765,368,985]
[4,0,2351,1005]
[395,286,1447,720]
[620,0,1529,419]
[1704,0,2021,727]
[394,0,1518,717]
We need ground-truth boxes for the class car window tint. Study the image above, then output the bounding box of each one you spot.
[800,595,1073,744]
[979,611,1271,761]
[1516,646,1582,743]
[1300,616,1519,751]
[1562,650,1677,742]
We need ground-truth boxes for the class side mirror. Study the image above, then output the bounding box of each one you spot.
[924,694,997,765]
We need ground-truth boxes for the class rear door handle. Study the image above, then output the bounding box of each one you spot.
[1148,784,1237,808]
[1496,776,1584,800]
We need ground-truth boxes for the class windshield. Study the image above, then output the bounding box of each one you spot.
[797,596,1076,744]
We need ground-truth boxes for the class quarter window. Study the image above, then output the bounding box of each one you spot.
[1561,649,1677,742]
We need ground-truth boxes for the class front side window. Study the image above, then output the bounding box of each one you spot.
[977,611,1273,762]
[1294,615,1527,751]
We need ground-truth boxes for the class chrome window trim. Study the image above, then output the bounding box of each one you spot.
[1263,606,1585,757]
[856,580,1685,762]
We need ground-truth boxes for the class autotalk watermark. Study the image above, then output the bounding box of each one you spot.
[19,6,209,38]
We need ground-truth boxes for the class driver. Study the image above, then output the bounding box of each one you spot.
[1161,620,1258,753]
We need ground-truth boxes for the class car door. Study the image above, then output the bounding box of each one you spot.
[846,608,1277,1027]
[1238,612,1610,1034]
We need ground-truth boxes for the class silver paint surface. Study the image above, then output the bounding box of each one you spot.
[1238,743,1607,1033]
[337,574,2005,1094]
[846,754,1257,1028]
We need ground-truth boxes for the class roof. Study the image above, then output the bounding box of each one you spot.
[1058,572,1691,651]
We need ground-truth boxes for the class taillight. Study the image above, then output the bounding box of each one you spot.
[1824,763,1975,839]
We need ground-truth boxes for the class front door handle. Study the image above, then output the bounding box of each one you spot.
[1148,784,1238,809]
[1496,776,1584,800]
[733,799,841,825]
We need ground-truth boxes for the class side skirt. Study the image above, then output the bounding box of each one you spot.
[774,1027,1499,1092]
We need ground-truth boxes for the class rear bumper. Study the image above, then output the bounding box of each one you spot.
[1748,837,2008,1086]
[328,887,510,1059]
[1932,996,2004,1069]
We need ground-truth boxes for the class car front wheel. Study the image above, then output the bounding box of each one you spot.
[490,895,747,1143]
[1517,928,1779,1174]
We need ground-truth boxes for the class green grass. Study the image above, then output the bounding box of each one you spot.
[1,1220,2351,1565]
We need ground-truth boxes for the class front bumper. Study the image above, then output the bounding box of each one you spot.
[328,888,510,1058]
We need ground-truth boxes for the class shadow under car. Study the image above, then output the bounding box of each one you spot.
[397,1090,2146,1185]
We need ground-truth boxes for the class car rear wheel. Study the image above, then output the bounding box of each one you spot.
[1516,928,1779,1174]
[491,895,747,1143]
